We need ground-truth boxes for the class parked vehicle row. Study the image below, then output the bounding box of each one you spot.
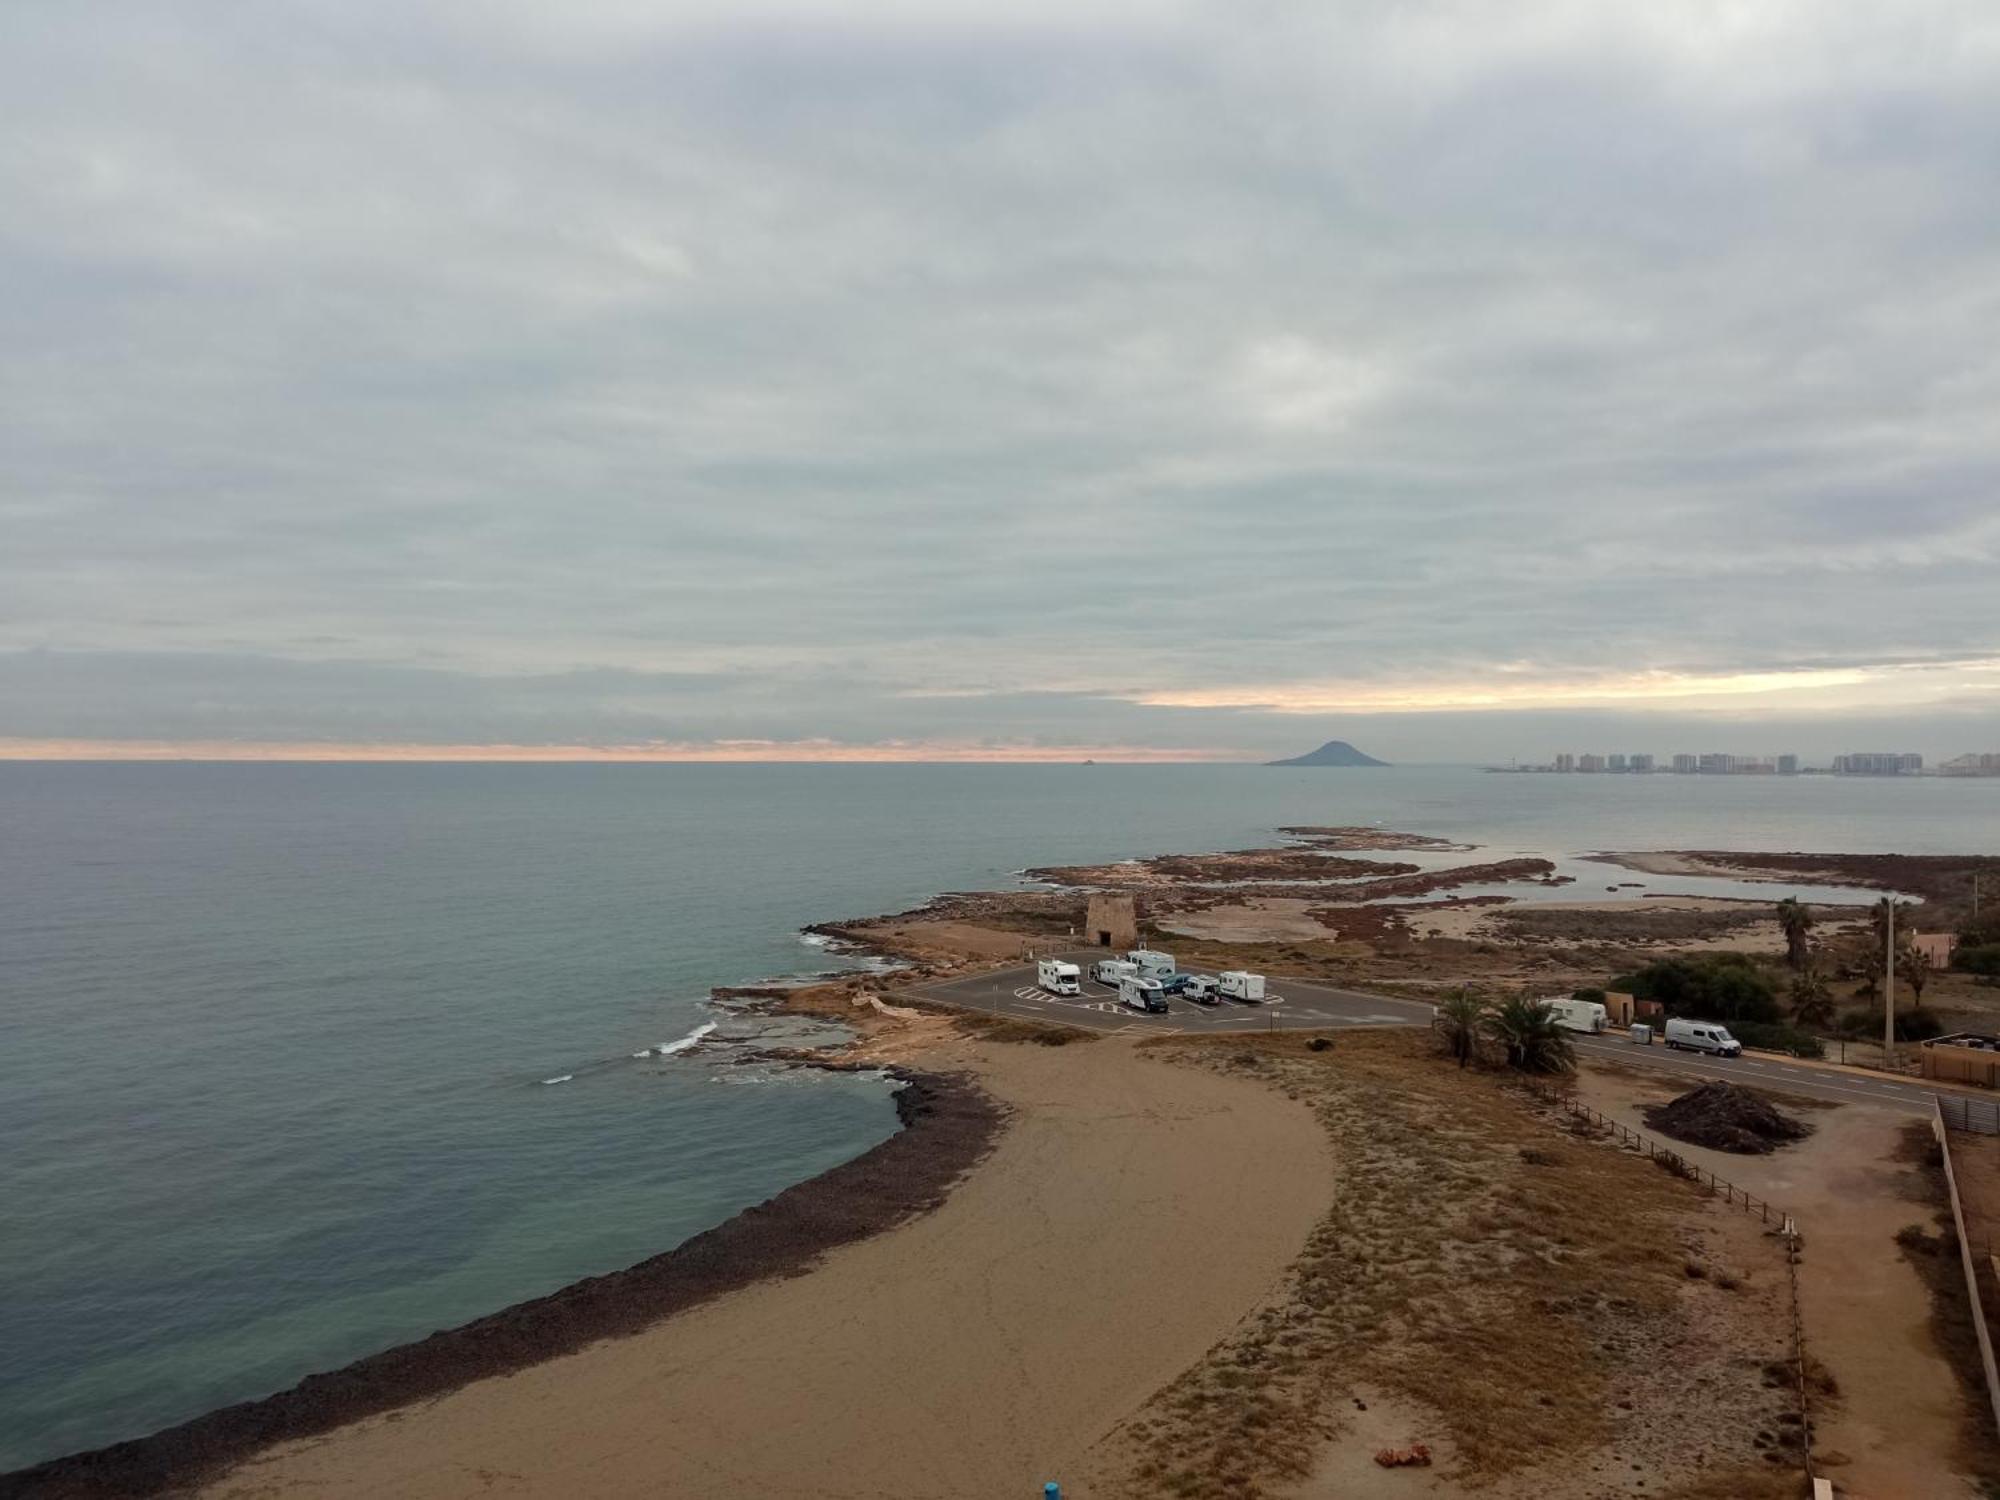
[1535,994,1744,1057]
[1043,949,1267,1012]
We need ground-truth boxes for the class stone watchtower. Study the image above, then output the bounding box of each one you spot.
[1084,892,1139,949]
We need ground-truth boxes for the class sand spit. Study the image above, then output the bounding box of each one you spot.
[156,1036,1329,1500]
[0,1070,1002,1500]
[1591,848,2000,903]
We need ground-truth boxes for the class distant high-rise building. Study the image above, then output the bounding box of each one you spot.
[1630,754,1655,773]
[1699,753,1736,775]
[1578,753,1606,772]
[1554,752,1575,773]
[1941,753,2000,776]
[1607,754,1628,773]
[1672,754,1698,774]
[1777,754,1799,775]
[1738,758,1775,774]
[1833,752,1923,775]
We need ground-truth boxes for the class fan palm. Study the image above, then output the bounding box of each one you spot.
[1789,966,1835,1030]
[1434,987,1488,1069]
[1484,994,1576,1074]
[1775,898,1814,971]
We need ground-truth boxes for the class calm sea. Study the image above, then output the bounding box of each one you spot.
[3,761,1996,1468]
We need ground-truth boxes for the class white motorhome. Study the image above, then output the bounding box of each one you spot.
[1120,976,1169,1013]
[1664,1018,1741,1057]
[1218,971,1266,1003]
[1181,974,1221,1005]
[1091,958,1138,986]
[1547,998,1609,1034]
[1036,958,1081,997]
[1124,948,1176,980]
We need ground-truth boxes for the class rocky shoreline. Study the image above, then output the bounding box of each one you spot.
[0,1068,1004,1500]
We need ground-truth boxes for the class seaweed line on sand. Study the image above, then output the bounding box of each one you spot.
[1,1068,1005,1500]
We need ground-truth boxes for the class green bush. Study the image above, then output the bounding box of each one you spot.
[1837,1007,1943,1043]
[1958,911,2000,948]
[1571,986,1607,1004]
[1957,944,2000,979]
[1730,1021,1826,1058]
[1609,954,1782,1024]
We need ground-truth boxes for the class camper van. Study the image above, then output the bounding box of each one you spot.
[1664,1018,1742,1057]
[1124,949,1177,981]
[1181,974,1221,1005]
[1120,976,1169,1014]
[1218,971,1266,1003]
[1091,958,1138,987]
[1547,998,1609,1035]
[1036,958,1081,997]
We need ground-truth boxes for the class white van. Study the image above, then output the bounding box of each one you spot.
[1036,958,1081,997]
[1091,958,1138,986]
[1120,976,1169,1013]
[1181,974,1221,1005]
[1125,949,1176,980]
[1218,971,1266,1003]
[1664,1018,1741,1057]
[1547,998,1609,1035]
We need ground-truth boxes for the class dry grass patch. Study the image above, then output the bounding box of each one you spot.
[1093,1030,1797,1498]
[946,1012,1099,1046]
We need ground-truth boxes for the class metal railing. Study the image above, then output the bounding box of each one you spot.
[1942,1093,2000,1137]
[1934,1098,2000,1442]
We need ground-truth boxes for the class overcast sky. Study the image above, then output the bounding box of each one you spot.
[5,1,1998,761]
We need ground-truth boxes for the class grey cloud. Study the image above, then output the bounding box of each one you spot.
[4,2,1999,753]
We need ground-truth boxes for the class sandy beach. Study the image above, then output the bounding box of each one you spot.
[192,1033,1331,1500]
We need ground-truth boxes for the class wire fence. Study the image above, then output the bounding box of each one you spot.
[1517,1079,1788,1223]
[1514,1078,1815,1482]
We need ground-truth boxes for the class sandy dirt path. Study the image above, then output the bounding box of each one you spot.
[1575,1064,1981,1499]
[200,1035,1331,1500]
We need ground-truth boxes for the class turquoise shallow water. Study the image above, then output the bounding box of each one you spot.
[3,761,1996,1468]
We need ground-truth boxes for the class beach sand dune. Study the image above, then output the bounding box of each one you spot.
[200,1036,1331,1500]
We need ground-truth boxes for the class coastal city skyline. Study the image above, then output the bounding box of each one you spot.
[1514,749,2000,776]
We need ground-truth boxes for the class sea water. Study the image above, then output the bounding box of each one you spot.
[3,761,1995,1467]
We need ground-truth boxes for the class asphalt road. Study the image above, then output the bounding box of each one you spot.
[907,962,1943,1115]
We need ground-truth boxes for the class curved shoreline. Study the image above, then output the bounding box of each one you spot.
[1,1068,1004,1500]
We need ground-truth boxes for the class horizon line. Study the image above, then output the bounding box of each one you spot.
[0,738,1267,765]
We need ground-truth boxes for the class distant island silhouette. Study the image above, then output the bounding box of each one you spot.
[1265,740,1390,768]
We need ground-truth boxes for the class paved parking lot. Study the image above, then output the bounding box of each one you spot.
[910,961,1432,1035]
[907,961,1944,1113]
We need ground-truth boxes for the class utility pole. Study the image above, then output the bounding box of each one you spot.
[1883,898,1897,1068]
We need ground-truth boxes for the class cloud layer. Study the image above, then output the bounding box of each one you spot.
[5,1,1998,757]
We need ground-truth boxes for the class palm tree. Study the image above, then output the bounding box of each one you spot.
[1870,897,1917,951]
[1434,987,1488,1069]
[1776,898,1815,972]
[1484,994,1576,1074]
[1907,945,1932,1008]
[1789,966,1836,1030]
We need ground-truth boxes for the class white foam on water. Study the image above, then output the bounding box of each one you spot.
[539,1074,573,1086]
[654,1020,719,1058]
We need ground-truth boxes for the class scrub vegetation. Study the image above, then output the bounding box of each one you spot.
[1092,1030,1799,1499]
